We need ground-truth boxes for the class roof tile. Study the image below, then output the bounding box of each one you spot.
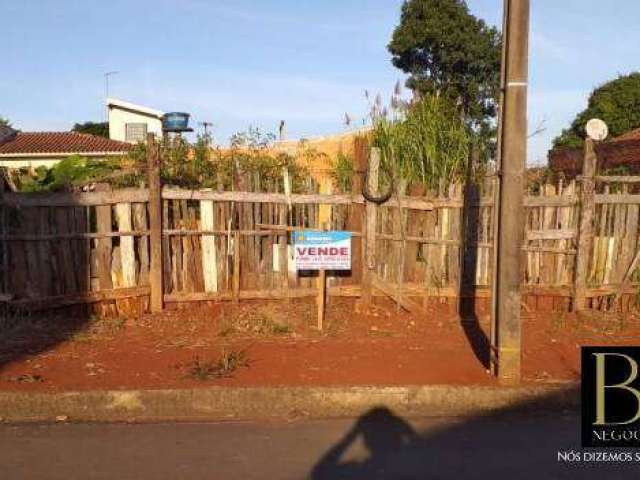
[0,132,131,155]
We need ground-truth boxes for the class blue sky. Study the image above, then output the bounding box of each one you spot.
[2,0,639,164]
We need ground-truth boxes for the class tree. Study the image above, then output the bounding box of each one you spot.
[0,116,10,127]
[553,72,640,149]
[388,0,501,130]
[72,121,109,138]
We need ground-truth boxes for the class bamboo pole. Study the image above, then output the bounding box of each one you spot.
[147,133,164,312]
[233,230,240,303]
[361,148,380,306]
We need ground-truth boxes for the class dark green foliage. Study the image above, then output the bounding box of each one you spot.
[72,121,109,138]
[158,131,308,192]
[15,128,309,193]
[553,72,640,149]
[0,116,10,127]
[388,0,501,129]
[332,152,354,193]
[19,155,119,192]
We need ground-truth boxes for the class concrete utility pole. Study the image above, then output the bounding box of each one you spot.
[490,0,530,383]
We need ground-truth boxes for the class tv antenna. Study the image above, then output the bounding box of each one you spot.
[104,71,119,99]
[199,121,213,136]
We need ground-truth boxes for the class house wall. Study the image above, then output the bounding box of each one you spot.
[0,154,121,169]
[271,128,371,185]
[108,107,163,143]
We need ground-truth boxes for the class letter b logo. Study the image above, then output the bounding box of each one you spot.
[582,347,640,447]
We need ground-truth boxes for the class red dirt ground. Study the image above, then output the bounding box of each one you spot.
[1,297,639,392]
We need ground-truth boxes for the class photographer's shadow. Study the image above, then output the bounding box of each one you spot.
[311,407,420,480]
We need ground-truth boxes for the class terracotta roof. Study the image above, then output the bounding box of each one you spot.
[612,127,640,142]
[0,132,131,156]
[549,140,640,176]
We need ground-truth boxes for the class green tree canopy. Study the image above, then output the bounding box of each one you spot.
[72,121,109,138]
[0,116,10,127]
[388,0,501,130]
[553,72,640,149]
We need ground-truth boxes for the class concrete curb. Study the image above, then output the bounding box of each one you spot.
[0,383,580,423]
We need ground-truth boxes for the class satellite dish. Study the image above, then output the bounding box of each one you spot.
[586,118,608,141]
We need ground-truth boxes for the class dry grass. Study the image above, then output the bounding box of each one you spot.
[216,302,309,337]
[184,350,250,381]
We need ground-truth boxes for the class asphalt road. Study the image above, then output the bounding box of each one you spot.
[0,412,638,479]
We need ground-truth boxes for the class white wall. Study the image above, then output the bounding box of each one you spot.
[108,107,163,143]
[0,154,121,169]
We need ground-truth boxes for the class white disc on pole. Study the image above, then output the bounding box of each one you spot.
[586,118,609,141]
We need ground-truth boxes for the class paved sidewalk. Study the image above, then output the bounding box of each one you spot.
[0,383,579,423]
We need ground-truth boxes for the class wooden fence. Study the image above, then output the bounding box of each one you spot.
[1,146,640,317]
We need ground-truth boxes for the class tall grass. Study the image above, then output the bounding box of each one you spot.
[371,94,470,191]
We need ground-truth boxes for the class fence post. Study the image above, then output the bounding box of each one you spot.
[317,222,329,330]
[573,138,597,311]
[361,148,380,306]
[147,133,164,313]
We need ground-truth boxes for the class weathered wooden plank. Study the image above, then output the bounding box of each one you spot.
[116,203,136,287]
[524,196,577,207]
[147,134,163,312]
[596,176,640,184]
[0,189,149,207]
[55,207,78,294]
[372,275,424,314]
[595,194,640,204]
[72,206,89,293]
[0,231,149,240]
[37,207,54,296]
[95,204,113,290]
[171,200,183,292]
[620,203,639,283]
[526,229,576,241]
[23,208,41,297]
[232,230,240,303]
[132,203,149,286]
[2,286,149,310]
[200,199,218,292]
[162,189,435,211]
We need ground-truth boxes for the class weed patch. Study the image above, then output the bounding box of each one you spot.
[184,350,250,381]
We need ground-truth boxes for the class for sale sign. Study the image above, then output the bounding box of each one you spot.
[293,231,351,270]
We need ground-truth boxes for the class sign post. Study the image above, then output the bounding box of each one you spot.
[293,229,352,330]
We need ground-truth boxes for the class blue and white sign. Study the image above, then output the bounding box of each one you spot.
[293,231,351,270]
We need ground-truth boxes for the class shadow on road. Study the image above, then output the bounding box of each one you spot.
[310,385,635,479]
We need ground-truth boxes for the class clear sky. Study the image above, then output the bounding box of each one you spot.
[2,0,639,164]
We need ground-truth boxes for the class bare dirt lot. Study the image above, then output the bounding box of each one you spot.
[1,297,639,392]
